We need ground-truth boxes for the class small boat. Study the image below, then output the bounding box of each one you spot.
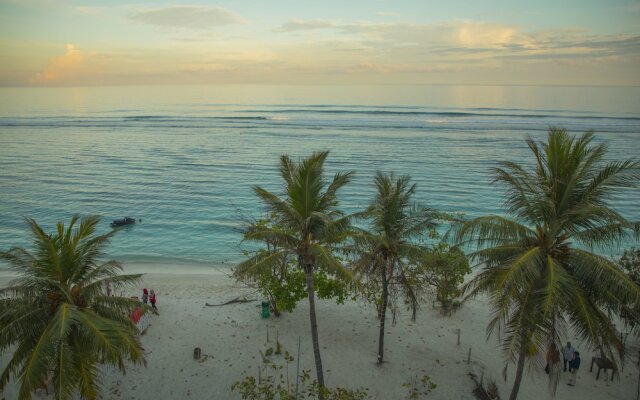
[110,217,136,228]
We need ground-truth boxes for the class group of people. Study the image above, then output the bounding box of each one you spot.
[142,288,158,310]
[104,282,158,311]
[545,342,581,386]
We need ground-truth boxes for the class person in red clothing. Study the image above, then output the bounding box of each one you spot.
[150,289,157,310]
[545,343,560,374]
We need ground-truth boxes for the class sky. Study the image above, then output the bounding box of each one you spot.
[1,0,639,87]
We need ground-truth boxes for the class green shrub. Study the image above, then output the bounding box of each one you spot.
[422,243,470,313]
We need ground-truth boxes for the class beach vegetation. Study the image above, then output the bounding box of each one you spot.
[235,151,354,392]
[403,373,437,399]
[420,242,470,314]
[237,215,353,317]
[0,215,146,400]
[236,255,352,316]
[351,172,438,364]
[232,369,369,400]
[237,215,300,316]
[617,248,640,330]
[452,128,640,400]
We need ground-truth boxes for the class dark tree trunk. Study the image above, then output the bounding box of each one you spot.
[268,292,281,317]
[377,261,389,364]
[304,263,325,394]
[509,335,528,400]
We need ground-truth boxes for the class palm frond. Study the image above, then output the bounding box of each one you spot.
[452,216,533,249]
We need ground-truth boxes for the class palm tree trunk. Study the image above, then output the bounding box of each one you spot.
[509,335,528,400]
[378,262,389,364]
[304,263,325,392]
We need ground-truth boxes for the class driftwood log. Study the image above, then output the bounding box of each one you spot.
[205,296,257,307]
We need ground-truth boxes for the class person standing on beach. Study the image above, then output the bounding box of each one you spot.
[142,288,149,304]
[150,289,157,310]
[545,343,560,374]
[568,351,581,386]
[562,342,575,372]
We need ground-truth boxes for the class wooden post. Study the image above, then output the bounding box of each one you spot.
[636,353,640,400]
[295,336,301,400]
[456,329,461,346]
[467,347,472,365]
[266,325,270,342]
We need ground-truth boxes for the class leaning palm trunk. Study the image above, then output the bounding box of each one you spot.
[509,334,529,400]
[377,259,390,364]
[303,262,325,392]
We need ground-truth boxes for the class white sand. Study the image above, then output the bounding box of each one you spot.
[1,263,637,400]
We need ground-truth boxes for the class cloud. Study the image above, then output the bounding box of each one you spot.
[130,5,245,30]
[272,19,337,33]
[13,16,640,87]
[455,21,519,48]
[273,19,529,49]
[32,44,86,83]
[345,62,455,74]
[272,18,640,62]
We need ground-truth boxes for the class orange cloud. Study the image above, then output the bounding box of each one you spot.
[32,44,87,84]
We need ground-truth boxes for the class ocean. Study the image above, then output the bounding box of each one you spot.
[0,84,639,266]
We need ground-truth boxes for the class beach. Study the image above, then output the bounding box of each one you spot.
[1,263,636,400]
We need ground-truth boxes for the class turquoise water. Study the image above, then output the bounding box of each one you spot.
[0,85,639,265]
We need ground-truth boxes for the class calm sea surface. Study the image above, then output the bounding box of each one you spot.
[0,85,639,266]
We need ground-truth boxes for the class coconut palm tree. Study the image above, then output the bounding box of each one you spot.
[0,215,147,400]
[235,151,353,392]
[352,172,438,364]
[453,128,640,400]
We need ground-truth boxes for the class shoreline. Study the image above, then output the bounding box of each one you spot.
[0,259,235,278]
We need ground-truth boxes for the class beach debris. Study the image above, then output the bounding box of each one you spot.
[469,372,501,400]
[205,296,257,306]
[193,347,201,360]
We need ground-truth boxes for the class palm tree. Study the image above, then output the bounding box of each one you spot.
[352,172,438,364]
[0,215,147,400]
[235,151,353,392]
[453,128,640,400]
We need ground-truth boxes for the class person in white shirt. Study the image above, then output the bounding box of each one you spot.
[562,342,575,372]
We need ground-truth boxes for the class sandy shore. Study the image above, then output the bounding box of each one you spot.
[1,263,638,399]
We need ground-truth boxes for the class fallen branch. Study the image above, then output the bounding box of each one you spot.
[205,296,257,307]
